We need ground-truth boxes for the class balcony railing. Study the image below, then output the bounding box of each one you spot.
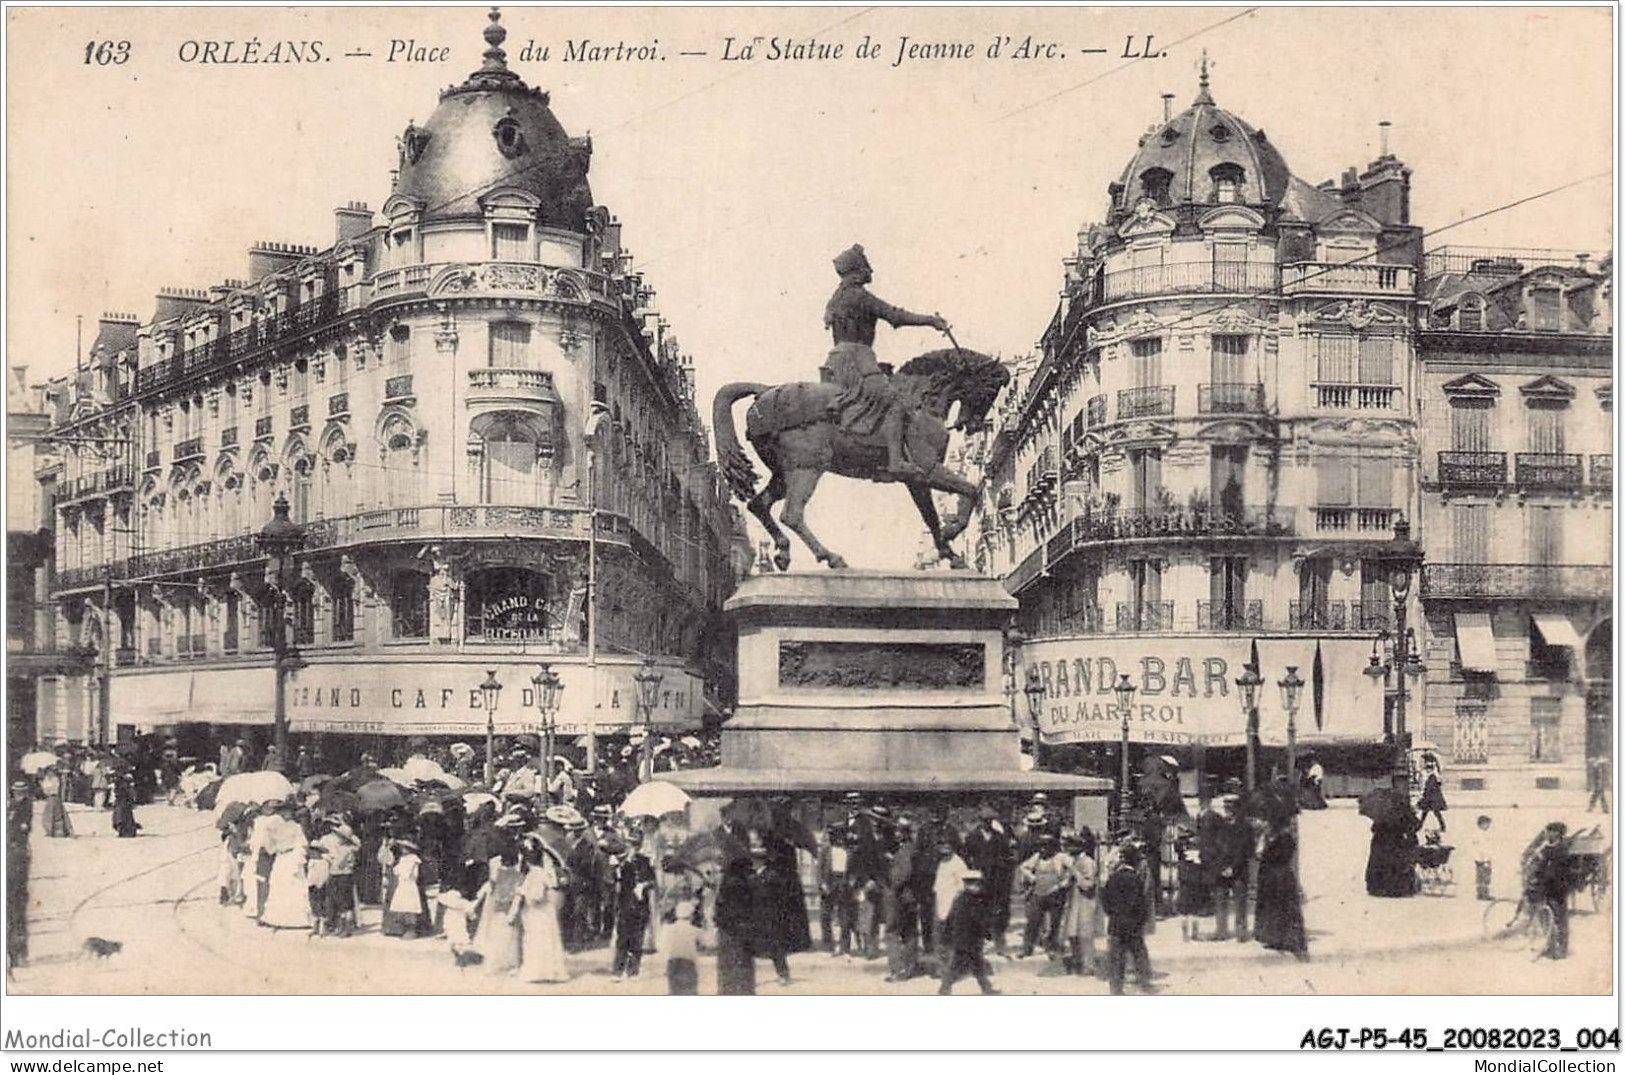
[1098,261,1278,304]
[1199,383,1265,414]
[1116,601,1175,632]
[290,404,310,429]
[135,291,348,395]
[1313,507,1398,533]
[1086,395,1107,426]
[1515,453,1583,490]
[1289,601,1348,631]
[1281,261,1416,295]
[1197,599,1264,631]
[1117,385,1175,420]
[385,375,414,401]
[173,437,204,462]
[1591,454,1612,489]
[1421,562,1612,600]
[254,416,274,440]
[1314,384,1399,410]
[221,426,239,448]
[328,393,349,417]
[368,261,615,305]
[57,464,136,504]
[1438,451,1507,486]
[467,368,558,396]
[1056,603,1106,635]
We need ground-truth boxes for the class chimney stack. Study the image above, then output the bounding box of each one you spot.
[1378,120,1392,158]
[335,201,373,244]
[1161,94,1175,123]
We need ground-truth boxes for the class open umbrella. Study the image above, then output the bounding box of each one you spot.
[1357,787,1411,826]
[448,742,475,759]
[215,800,252,831]
[317,784,361,815]
[461,791,499,812]
[211,770,295,821]
[377,767,413,786]
[20,751,58,775]
[620,780,692,819]
[354,778,408,815]
[401,757,449,783]
[298,774,334,795]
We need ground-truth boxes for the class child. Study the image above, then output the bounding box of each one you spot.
[1470,814,1494,900]
[938,871,999,995]
[663,899,702,995]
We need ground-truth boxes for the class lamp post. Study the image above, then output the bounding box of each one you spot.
[532,663,563,804]
[1235,663,1263,793]
[1024,665,1047,771]
[1379,516,1425,798]
[479,670,502,786]
[1113,673,1137,827]
[1279,664,1306,881]
[633,657,664,784]
[255,493,304,767]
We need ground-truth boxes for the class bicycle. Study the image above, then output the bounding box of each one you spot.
[1481,895,1555,957]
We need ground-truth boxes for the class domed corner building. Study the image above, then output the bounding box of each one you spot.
[974,62,1426,797]
[36,9,743,772]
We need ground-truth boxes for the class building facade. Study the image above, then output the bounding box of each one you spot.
[975,69,1423,774]
[36,11,740,761]
[1416,250,1613,792]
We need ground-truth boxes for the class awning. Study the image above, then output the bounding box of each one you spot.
[1454,613,1499,674]
[1531,612,1583,650]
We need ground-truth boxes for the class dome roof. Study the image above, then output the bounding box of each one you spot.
[1113,62,1291,216]
[392,9,593,229]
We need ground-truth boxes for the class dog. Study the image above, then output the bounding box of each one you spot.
[451,947,484,972]
[82,937,123,960]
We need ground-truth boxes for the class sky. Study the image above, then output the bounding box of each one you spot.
[6,5,1614,567]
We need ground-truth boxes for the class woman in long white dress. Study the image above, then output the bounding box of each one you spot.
[260,812,312,930]
[473,847,524,975]
[513,841,569,983]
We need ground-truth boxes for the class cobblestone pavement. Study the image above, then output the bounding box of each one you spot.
[10,797,1611,996]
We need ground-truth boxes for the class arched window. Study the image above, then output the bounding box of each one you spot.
[289,454,315,523]
[322,433,356,518]
[389,324,412,365]
[391,571,430,639]
[1209,163,1245,204]
[379,418,418,506]
[1140,168,1173,206]
[330,574,355,643]
[475,413,546,505]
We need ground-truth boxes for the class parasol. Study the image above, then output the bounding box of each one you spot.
[448,742,475,759]
[620,780,692,818]
[679,736,703,749]
[211,771,295,821]
[316,784,361,815]
[354,779,408,815]
[20,751,58,775]
[377,767,413,786]
[298,774,334,794]
[215,800,252,831]
[461,791,499,812]
[1357,787,1412,826]
[401,757,449,784]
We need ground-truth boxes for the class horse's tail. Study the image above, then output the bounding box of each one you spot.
[712,382,770,501]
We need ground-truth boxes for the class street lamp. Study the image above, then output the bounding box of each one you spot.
[255,492,304,767]
[1024,665,1047,771]
[1378,516,1425,797]
[531,663,563,803]
[479,669,502,785]
[1235,663,1263,793]
[633,657,664,783]
[1113,673,1137,827]
[1278,664,1306,880]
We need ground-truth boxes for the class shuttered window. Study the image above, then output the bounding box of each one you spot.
[1356,456,1392,508]
[1315,335,1357,383]
[1451,402,1491,452]
[1131,338,1163,387]
[489,321,532,368]
[1527,406,1565,454]
[1317,458,1352,505]
[1211,334,1248,383]
[491,223,530,261]
[1358,336,1396,386]
[1451,503,1489,563]
[1528,506,1563,564]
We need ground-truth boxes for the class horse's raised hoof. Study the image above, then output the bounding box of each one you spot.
[823,554,849,570]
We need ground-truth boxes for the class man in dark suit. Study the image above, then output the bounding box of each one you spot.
[1199,794,1248,940]
[937,871,999,995]
[959,803,1017,956]
[1101,842,1155,994]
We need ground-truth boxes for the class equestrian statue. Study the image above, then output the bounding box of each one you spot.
[712,244,1009,571]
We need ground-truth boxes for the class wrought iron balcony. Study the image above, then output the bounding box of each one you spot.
[1117,385,1175,420]
[1097,261,1278,304]
[1057,602,1106,635]
[254,416,274,440]
[135,291,347,395]
[1116,601,1175,632]
[1314,384,1399,410]
[290,404,310,430]
[221,426,239,448]
[384,374,414,402]
[1280,261,1416,295]
[1590,454,1611,489]
[1199,383,1265,414]
[173,437,204,462]
[57,464,136,504]
[1289,600,1348,631]
[328,393,350,417]
[1197,599,1263,631]
[1515,453,1583,490]
[1438,451,1506,486]
[1421,562,1612,600]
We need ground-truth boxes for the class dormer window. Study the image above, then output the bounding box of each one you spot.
[1458,295,1485,331]
[388,227,418,269]
[1210,163,1245,204]
[1140,168,1173,206]
[493,115,527,159]
[491,222,530,261]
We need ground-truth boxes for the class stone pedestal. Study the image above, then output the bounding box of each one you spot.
[664,571,1109,806]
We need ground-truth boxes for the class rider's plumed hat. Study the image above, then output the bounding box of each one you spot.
[833,244,871,276]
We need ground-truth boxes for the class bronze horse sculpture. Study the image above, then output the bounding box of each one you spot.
[712,348,1009,571]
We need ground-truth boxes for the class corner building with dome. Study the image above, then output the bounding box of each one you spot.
[975,68,1425,786]
[36,11,746,761]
